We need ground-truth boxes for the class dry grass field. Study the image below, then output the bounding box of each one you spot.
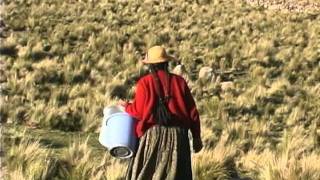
[245,0,320,12]
[0,0,320,179]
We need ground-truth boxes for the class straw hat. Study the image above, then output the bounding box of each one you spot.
[141,46,177,64]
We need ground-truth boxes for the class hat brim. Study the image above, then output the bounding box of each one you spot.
[141,55,177,64]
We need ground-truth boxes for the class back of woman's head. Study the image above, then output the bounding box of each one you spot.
[149,62,169,73]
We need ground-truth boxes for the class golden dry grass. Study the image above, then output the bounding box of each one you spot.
[1,0,320,179]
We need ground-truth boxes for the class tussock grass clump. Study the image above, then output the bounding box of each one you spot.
[239,149,320,180]
[4,132,54,180]
[193,131,239,179]
[238,125,320,180]
[53,137,127,179]
[2,130,127,180]
[0,34,18,57]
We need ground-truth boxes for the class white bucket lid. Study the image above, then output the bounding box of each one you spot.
[103,105,125,118]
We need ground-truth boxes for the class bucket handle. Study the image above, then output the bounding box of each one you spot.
[105,118,109,126]
[104,115,119,126]
[104,112,128,126]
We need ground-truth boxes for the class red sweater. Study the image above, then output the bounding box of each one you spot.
[125,70,200,138]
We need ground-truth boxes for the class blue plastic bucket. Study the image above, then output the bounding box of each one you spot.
[99,106,137,159]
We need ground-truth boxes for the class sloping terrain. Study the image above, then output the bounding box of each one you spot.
[245,0,320,12]
[0,0,320,179]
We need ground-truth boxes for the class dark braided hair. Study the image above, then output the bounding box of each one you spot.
[148,62,169,74]
[148,62,172,125]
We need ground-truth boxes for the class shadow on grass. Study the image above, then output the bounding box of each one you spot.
[2,124,105,154]
[38,138,66,149]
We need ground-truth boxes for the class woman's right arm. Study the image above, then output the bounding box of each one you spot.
[124,80,146,121]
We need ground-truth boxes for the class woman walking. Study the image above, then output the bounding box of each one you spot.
[121,46,203,180]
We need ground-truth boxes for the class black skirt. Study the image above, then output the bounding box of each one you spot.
[126,125,193,180]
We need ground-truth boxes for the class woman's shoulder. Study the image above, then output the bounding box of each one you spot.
[137,72,187,85]
[169,73,188,84]
[170,73,185,79]
[135,73,153,86]
[138,73,153,81]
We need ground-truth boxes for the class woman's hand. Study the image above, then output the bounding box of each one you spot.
[118,99,128,107]
[193,137,203,153]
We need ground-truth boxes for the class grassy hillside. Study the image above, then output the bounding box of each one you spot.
[245,0,320,12]
[1,0,320,179]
